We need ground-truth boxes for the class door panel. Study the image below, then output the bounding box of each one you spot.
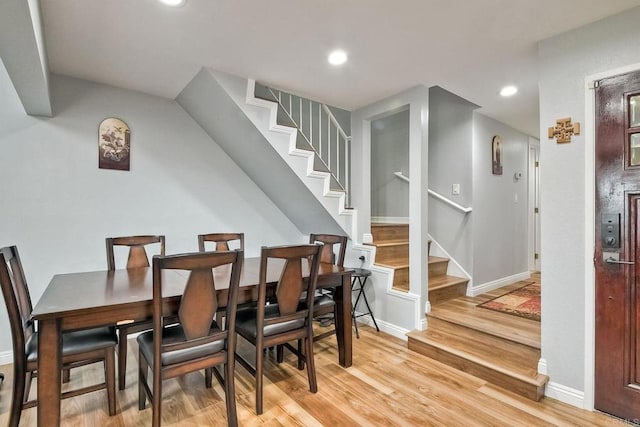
[595,70,640,420]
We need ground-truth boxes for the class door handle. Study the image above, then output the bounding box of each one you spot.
[605,257,635,265]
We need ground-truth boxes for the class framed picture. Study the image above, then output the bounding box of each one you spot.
[492,135,503,175]
[99,118,130,171]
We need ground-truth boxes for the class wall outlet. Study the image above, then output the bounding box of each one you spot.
[452,184,460,195]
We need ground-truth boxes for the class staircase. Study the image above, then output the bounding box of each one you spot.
[406,285,548,401]
[370,223,469,297]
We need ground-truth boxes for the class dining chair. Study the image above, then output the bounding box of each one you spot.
[106,235,168,390]
[198,233,244,252]
[0,246,117,427]
[137,250,243,427]
[308,233,347,341]
[235,244,322,415]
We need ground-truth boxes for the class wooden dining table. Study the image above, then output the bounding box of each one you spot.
[31,257,353,427]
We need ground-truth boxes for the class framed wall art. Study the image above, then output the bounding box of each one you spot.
[492,134,503,175]
[98,118,130,171]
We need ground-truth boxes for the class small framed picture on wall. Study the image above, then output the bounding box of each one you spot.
[98,117,130,171]
[492,135,503,175]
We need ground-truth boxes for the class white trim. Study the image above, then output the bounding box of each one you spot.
[371,216,409,224]
[469,271,532,297]
[545,381,585,409]
[537,357,548,375]
[0,350,12,366]
[362,233,373,244]
[583,62,640,411]
[355,316,409,341]
[427,235,472,287]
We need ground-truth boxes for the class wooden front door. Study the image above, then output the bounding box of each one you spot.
[595,70,640,420]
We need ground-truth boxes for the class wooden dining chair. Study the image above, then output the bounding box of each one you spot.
[198,233,244,252]
[235,244,322,415]
[137,250,243,427]
[106,235,167,390]
[0,246,117,427]
[308,233,347,341]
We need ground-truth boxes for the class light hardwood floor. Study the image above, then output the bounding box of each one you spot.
[0,322,625,426]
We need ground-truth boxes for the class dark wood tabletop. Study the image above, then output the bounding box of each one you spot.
[31,257,353,427]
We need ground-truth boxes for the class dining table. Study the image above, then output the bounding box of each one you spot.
[31,256,353,427]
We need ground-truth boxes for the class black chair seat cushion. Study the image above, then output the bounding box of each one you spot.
[313,295,334,310]
[236,304,305,339]
[26,326,118,363]
[137,323,225,367]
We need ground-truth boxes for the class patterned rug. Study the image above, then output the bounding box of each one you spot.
[477,281,540,321]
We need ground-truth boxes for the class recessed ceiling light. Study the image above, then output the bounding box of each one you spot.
[159,0,186,6]
[500,85,518,97]
[328,50,348,66]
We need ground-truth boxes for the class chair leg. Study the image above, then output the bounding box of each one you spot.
[360,285,380,332]
[9,364,25,427]
[205,367,213,388]
[255,345,264,415]
[105,348,117,416]
[225,357,238,427]
[152,357,162,427]
[62,367,71,383]
[118,333,128,390]
[305,336,317,393]
[138,350,148,410]
[276,345,284,363]
[297,339,305,370]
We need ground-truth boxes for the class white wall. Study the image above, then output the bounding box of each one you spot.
[0,70,303,353]
[472,113,530,287]
[538,5,640,406]
[428,86,477,274]
[370,109,409,219]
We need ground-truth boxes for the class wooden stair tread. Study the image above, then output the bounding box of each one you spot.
[429,298,540,349]
[375,262,409,269]
[429,275,468,290]
[428,256,448,264]
[371,240,409,247]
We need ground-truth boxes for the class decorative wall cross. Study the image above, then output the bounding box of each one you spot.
[548,117,580,144]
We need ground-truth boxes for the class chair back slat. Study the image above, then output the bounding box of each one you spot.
[179,268,218,340]
[275,260,303,315]
[309,234,348,267]
[198,233,244,253]
[106,235,165,270]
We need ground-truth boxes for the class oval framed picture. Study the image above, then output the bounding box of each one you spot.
[98,118,130,171]
[492,135,503,175]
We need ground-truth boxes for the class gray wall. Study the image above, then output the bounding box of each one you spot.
[370,109,409,218]
[428,86,477,273]
[538,5,640,400]
[472,113,530,286]
[0,69,303,354]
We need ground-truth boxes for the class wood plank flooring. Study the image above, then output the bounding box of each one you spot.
[0,321,622,426]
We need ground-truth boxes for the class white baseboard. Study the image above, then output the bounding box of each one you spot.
[371,216,409,224]
[355,315,409,341]
[545,381,585,409]
[0,350,12,366]
[469,271,531,296]
[538,357,548,375]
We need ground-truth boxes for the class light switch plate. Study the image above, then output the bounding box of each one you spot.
[452,184,460,195]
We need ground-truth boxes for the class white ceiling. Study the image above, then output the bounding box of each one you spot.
[39,0,640,137]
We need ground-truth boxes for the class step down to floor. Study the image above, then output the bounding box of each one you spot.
[407,317,548,401]
[429,274,468,305]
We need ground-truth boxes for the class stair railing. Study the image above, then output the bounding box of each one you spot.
[393,172,472,214]
[265,86,351,207]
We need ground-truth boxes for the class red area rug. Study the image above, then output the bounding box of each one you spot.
[477,282,540,321]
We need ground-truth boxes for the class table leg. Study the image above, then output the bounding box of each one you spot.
[334,273,352,367]
[38,318,62,427]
